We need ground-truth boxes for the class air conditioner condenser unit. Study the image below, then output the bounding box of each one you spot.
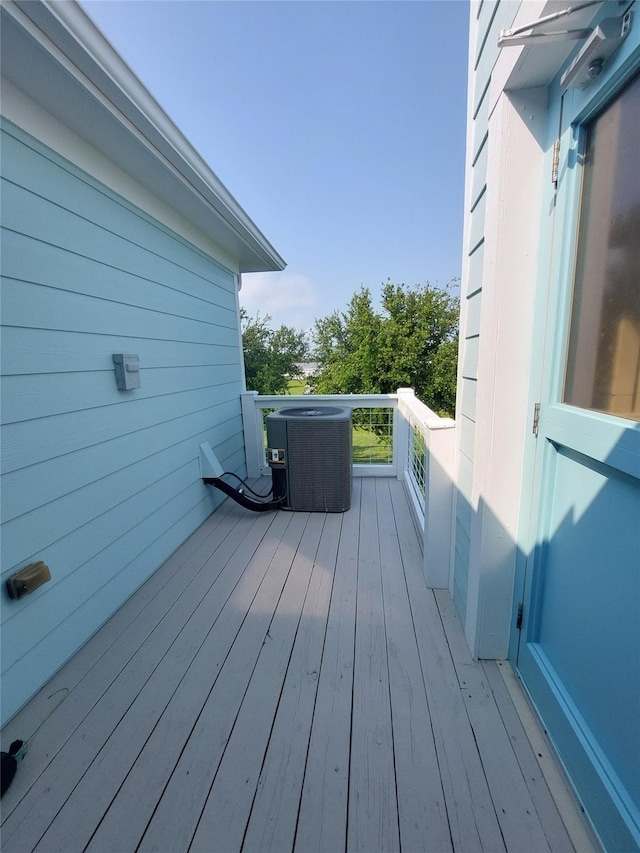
[266,406,352,512]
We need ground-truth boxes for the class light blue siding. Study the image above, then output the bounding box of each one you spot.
[462,336,479,380]
[0,121,246,724]
[458,414,475,462]
[466,241,484,298]
[474,0,500,69]
[470,136,488,206]
[474,1,518,89]
[460,378,477,422]
[472,83,490,153]
[468,189,487,252]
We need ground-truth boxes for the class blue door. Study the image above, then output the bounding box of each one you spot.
[516,33,640,852]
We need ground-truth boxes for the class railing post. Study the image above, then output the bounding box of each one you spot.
[423,421,455,588]
[395,388,414,482]
[241,391,262,478]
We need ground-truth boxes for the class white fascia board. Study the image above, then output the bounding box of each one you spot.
[1,0,286,274]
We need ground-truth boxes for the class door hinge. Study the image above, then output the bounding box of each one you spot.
[516,602,524,631]
[551,139,560,186]
[532,402,540,437]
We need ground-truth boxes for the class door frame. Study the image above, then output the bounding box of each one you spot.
[509,26,640,852]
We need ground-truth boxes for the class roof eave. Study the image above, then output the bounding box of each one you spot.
[1,0,286,273]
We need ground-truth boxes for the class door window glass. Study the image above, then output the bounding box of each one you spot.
[564,72,640,420]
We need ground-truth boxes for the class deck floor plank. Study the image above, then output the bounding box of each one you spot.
[190,513,326,852]
[348,477,400,852]
[3,503,265,852]
[435,589,558,853]
[377,479,452,852]
[481,660,576,852]
[389,480,507,853]
[0,498,242,821]
[242,513,341,853]
[77,507,285,853]
[294,478,361,853]
[1,477,587,853]
[135,511,305,853]
[0,500,238,771]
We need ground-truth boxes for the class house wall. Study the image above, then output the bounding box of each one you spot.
[454,0,549,656]
[454,0,520,619]
[0,119,246,724]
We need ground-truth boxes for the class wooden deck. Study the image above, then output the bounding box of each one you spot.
[1,478,593,853]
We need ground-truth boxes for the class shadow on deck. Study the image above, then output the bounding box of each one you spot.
[1,478,593,852]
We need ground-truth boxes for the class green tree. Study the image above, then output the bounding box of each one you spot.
[312,280,459,415]
[313,287,383,393]
[241,309,308,395]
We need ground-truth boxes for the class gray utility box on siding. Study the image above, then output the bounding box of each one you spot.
[266,407,352,512]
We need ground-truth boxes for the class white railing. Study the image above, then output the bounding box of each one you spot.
[241,391,399,479]
[241,388,456,589]
[396,388,455,589]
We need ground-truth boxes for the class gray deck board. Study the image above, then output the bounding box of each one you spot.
[243,513,340,853]
[435,589,554,852]
[294,480,360,853]
[378,480,451,853]
[348,478,399,852]
[1,478,584,853]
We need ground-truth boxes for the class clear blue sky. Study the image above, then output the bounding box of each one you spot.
[82,0,470,332]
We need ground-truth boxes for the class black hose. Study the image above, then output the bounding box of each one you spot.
[203,477,285,512]
[216,471,274,499]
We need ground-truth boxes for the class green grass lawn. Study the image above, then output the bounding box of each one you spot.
[286,379,307,394]
[352,426,393,464]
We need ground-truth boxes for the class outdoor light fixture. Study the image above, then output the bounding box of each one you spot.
[6,562,51,600]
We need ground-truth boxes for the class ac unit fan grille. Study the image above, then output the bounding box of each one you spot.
[287,419,352,512]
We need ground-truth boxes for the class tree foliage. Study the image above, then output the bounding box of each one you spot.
[312,281,459,415]
[241,309,308,395]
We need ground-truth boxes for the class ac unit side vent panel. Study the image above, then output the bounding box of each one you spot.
[288,420,352,511]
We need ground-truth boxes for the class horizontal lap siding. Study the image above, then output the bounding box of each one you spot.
[0,123,244,724]
[454,0,519,623]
